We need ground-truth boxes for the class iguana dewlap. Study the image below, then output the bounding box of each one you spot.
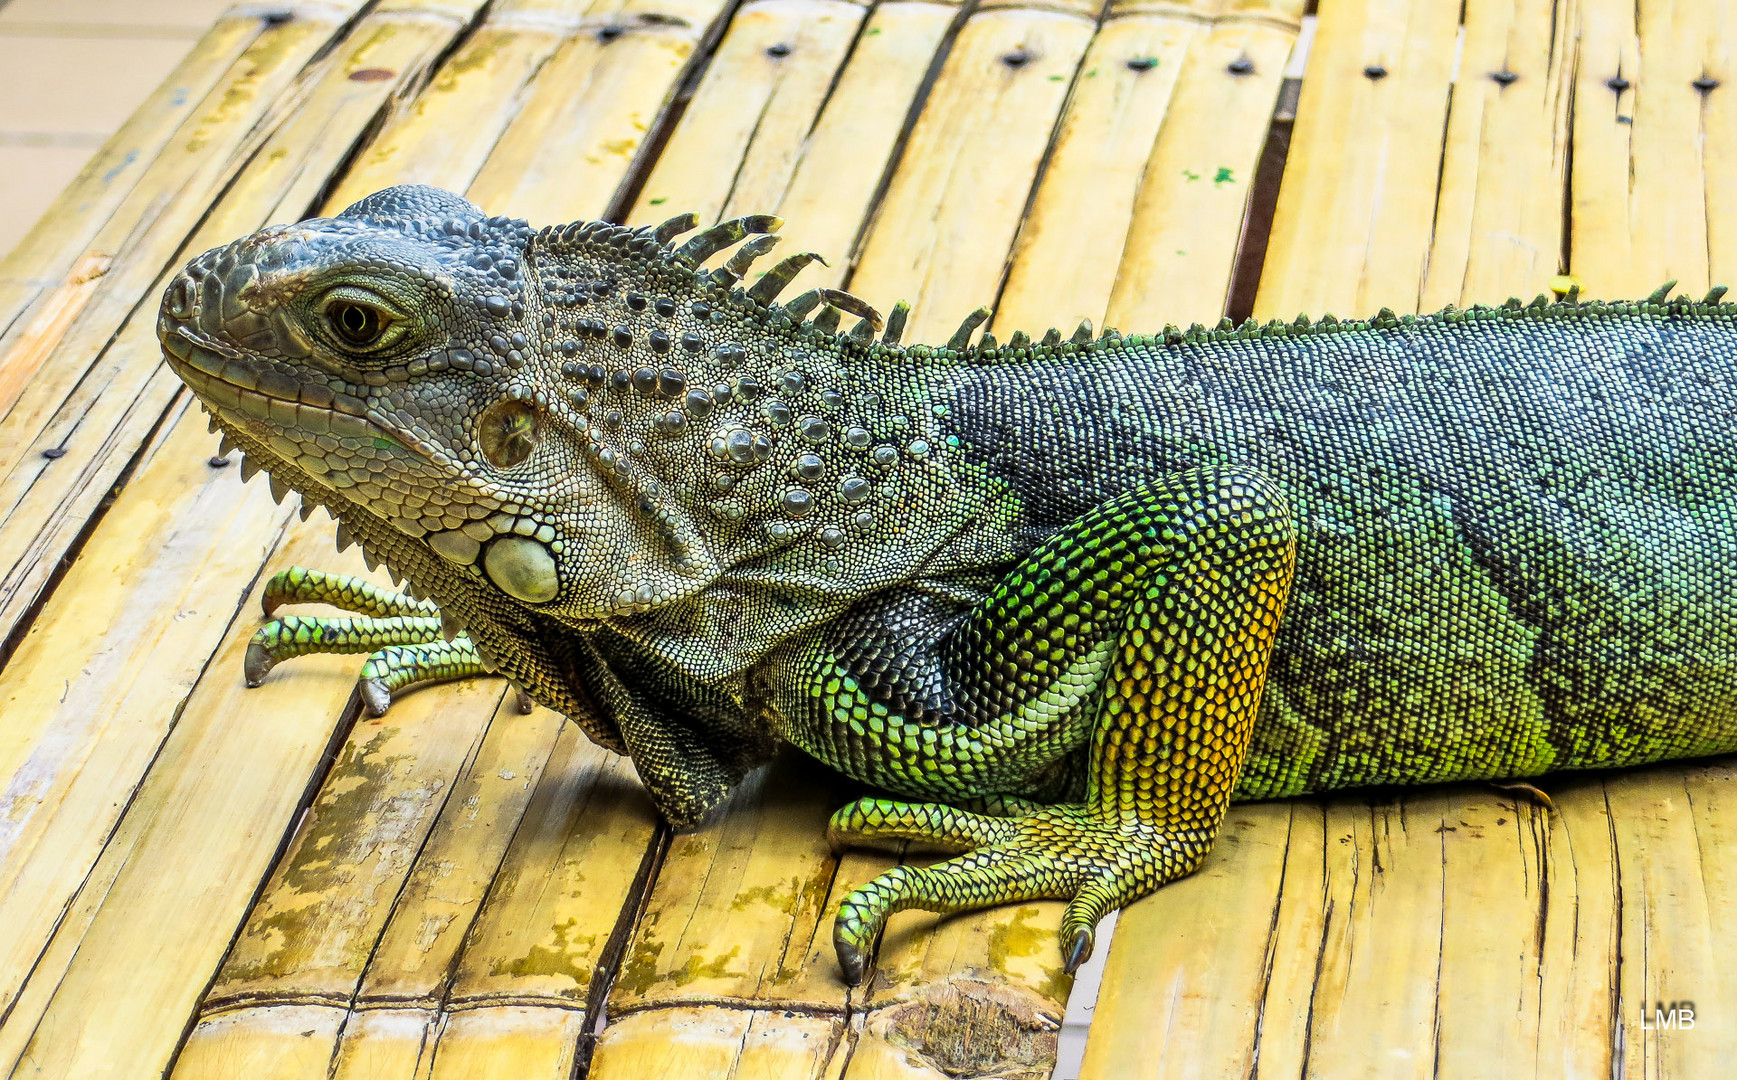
[157,185,1737,983]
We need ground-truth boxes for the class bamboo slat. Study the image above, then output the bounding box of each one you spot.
[0,508,371,1079]
[194,683,507,1011]
[1099,0,1304,330]
[328,9,580,208]
[466,0,739,225]
[0,404,294,1027]
[1570,0,1729,299]
[846,0,1102,344]
[0,6,280,341]
[993,1,1213,336]
[1252,0,1459,320]
[628,0,872,228]
[767,0,963,291]
[1417,0,1573,312]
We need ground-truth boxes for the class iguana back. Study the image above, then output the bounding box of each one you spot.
[922,305,1737,798]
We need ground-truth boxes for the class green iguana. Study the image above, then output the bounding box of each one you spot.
[157,185,1737,984]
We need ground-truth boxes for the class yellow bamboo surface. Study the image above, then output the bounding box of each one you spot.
[0,0,1734,1077]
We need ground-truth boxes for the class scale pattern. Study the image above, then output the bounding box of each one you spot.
[154,185,1737,980]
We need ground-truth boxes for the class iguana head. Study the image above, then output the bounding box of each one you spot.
[156,185,924,654]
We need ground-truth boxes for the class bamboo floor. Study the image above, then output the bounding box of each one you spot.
[0,0,1732,1076]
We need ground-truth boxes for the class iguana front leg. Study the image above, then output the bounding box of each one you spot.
[245,566,517,716]
[774,469,1297,982]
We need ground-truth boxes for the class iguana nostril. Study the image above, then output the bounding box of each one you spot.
[166,276,198,320]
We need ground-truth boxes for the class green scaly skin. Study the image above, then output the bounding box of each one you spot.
[157,185,1737,983]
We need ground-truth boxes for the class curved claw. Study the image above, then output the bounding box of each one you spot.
[1064,927,1094,973]
[834,923,870,986]
[360,676,393,717]
[243,637,277,687]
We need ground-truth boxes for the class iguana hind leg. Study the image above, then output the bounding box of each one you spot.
[822,469,1296,983]
[245,566,501,715]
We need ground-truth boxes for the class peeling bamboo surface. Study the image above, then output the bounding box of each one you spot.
[0,0,1735,1077]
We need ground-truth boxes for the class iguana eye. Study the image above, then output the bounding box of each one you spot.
[327,301,386,346]
[478,400,541,469]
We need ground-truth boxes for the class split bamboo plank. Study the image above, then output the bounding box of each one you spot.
[1417,0,1574,312]
[1098,0,1305,330]
[466,0,741,225]
[1609,770,1729,1078]
[1432,793,1552,1080]
[351,705,570,1006]
[1533,777,1620,1079]
[1252,0,1459,320]
[1703,6,1737,293]
[1571,0,1733,300]
[1565,0,1642,300]
[994,0,1215,336]
[0,404,294,1025]
[0,6,282,341]
[326,1009,437,1078]
[435,720,656,1010]
[599,755,850,1008]
[0,2,480,666]
[1073,802,1295,1079]
[767,0,964,292]
[590,1006,845,1079]
[192,679,508,1012]
[628,0,872,228]
[425,1007,589,1078]
[0,512,374,1079]
[846,0,1103,344]
[172,1006,350,1079]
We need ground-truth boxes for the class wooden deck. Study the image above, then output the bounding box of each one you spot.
[0,0,1732,1076]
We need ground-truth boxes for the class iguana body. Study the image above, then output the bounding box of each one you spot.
[157,186,1737,981]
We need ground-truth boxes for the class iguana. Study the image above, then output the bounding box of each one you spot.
[157,184,1737,984]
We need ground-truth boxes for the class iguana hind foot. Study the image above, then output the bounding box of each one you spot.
[830,798,1212,982]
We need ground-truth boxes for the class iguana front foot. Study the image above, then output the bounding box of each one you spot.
[828,797,1207,983]
[245,566,515,715]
